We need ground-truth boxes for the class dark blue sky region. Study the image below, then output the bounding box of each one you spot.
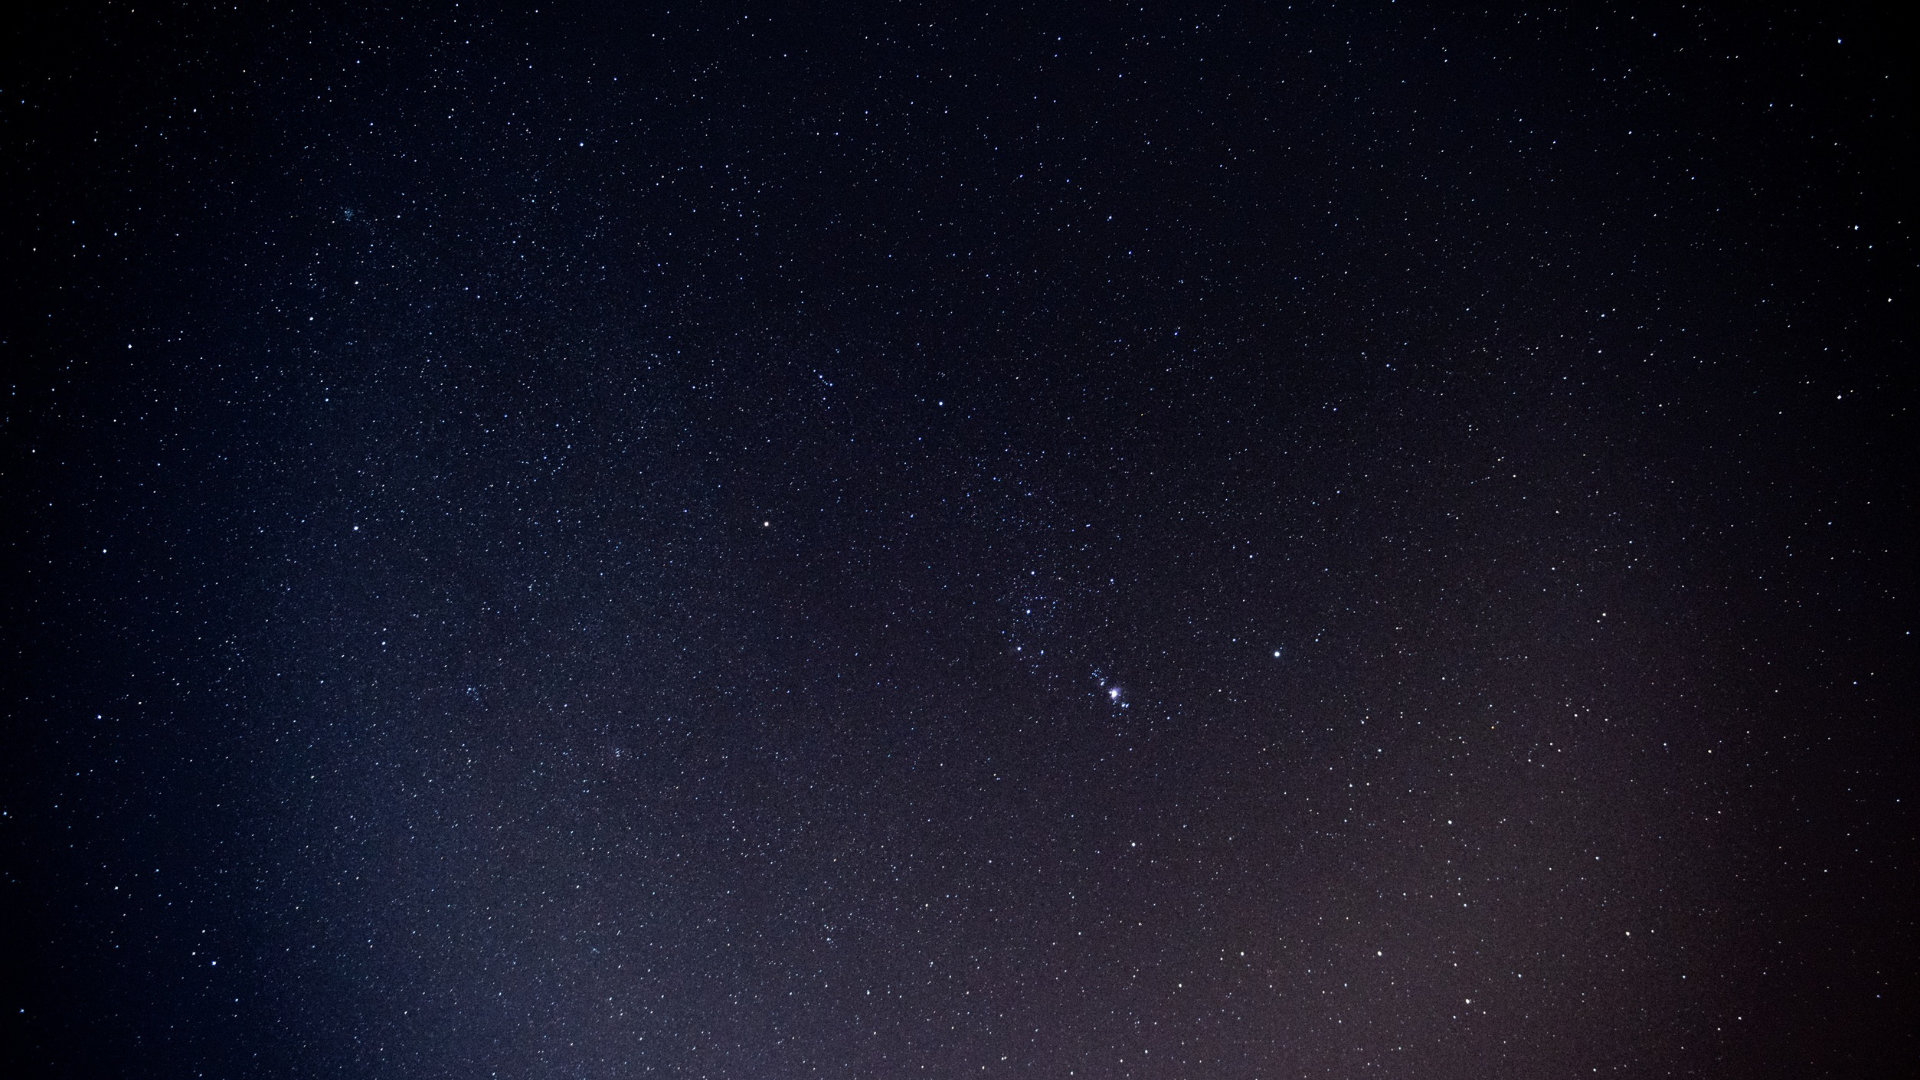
[4,3,1912,1077]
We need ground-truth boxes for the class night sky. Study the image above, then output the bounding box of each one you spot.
[4,3,1914,1077]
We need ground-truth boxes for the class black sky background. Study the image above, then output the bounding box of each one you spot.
[3,2,1913,1077]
